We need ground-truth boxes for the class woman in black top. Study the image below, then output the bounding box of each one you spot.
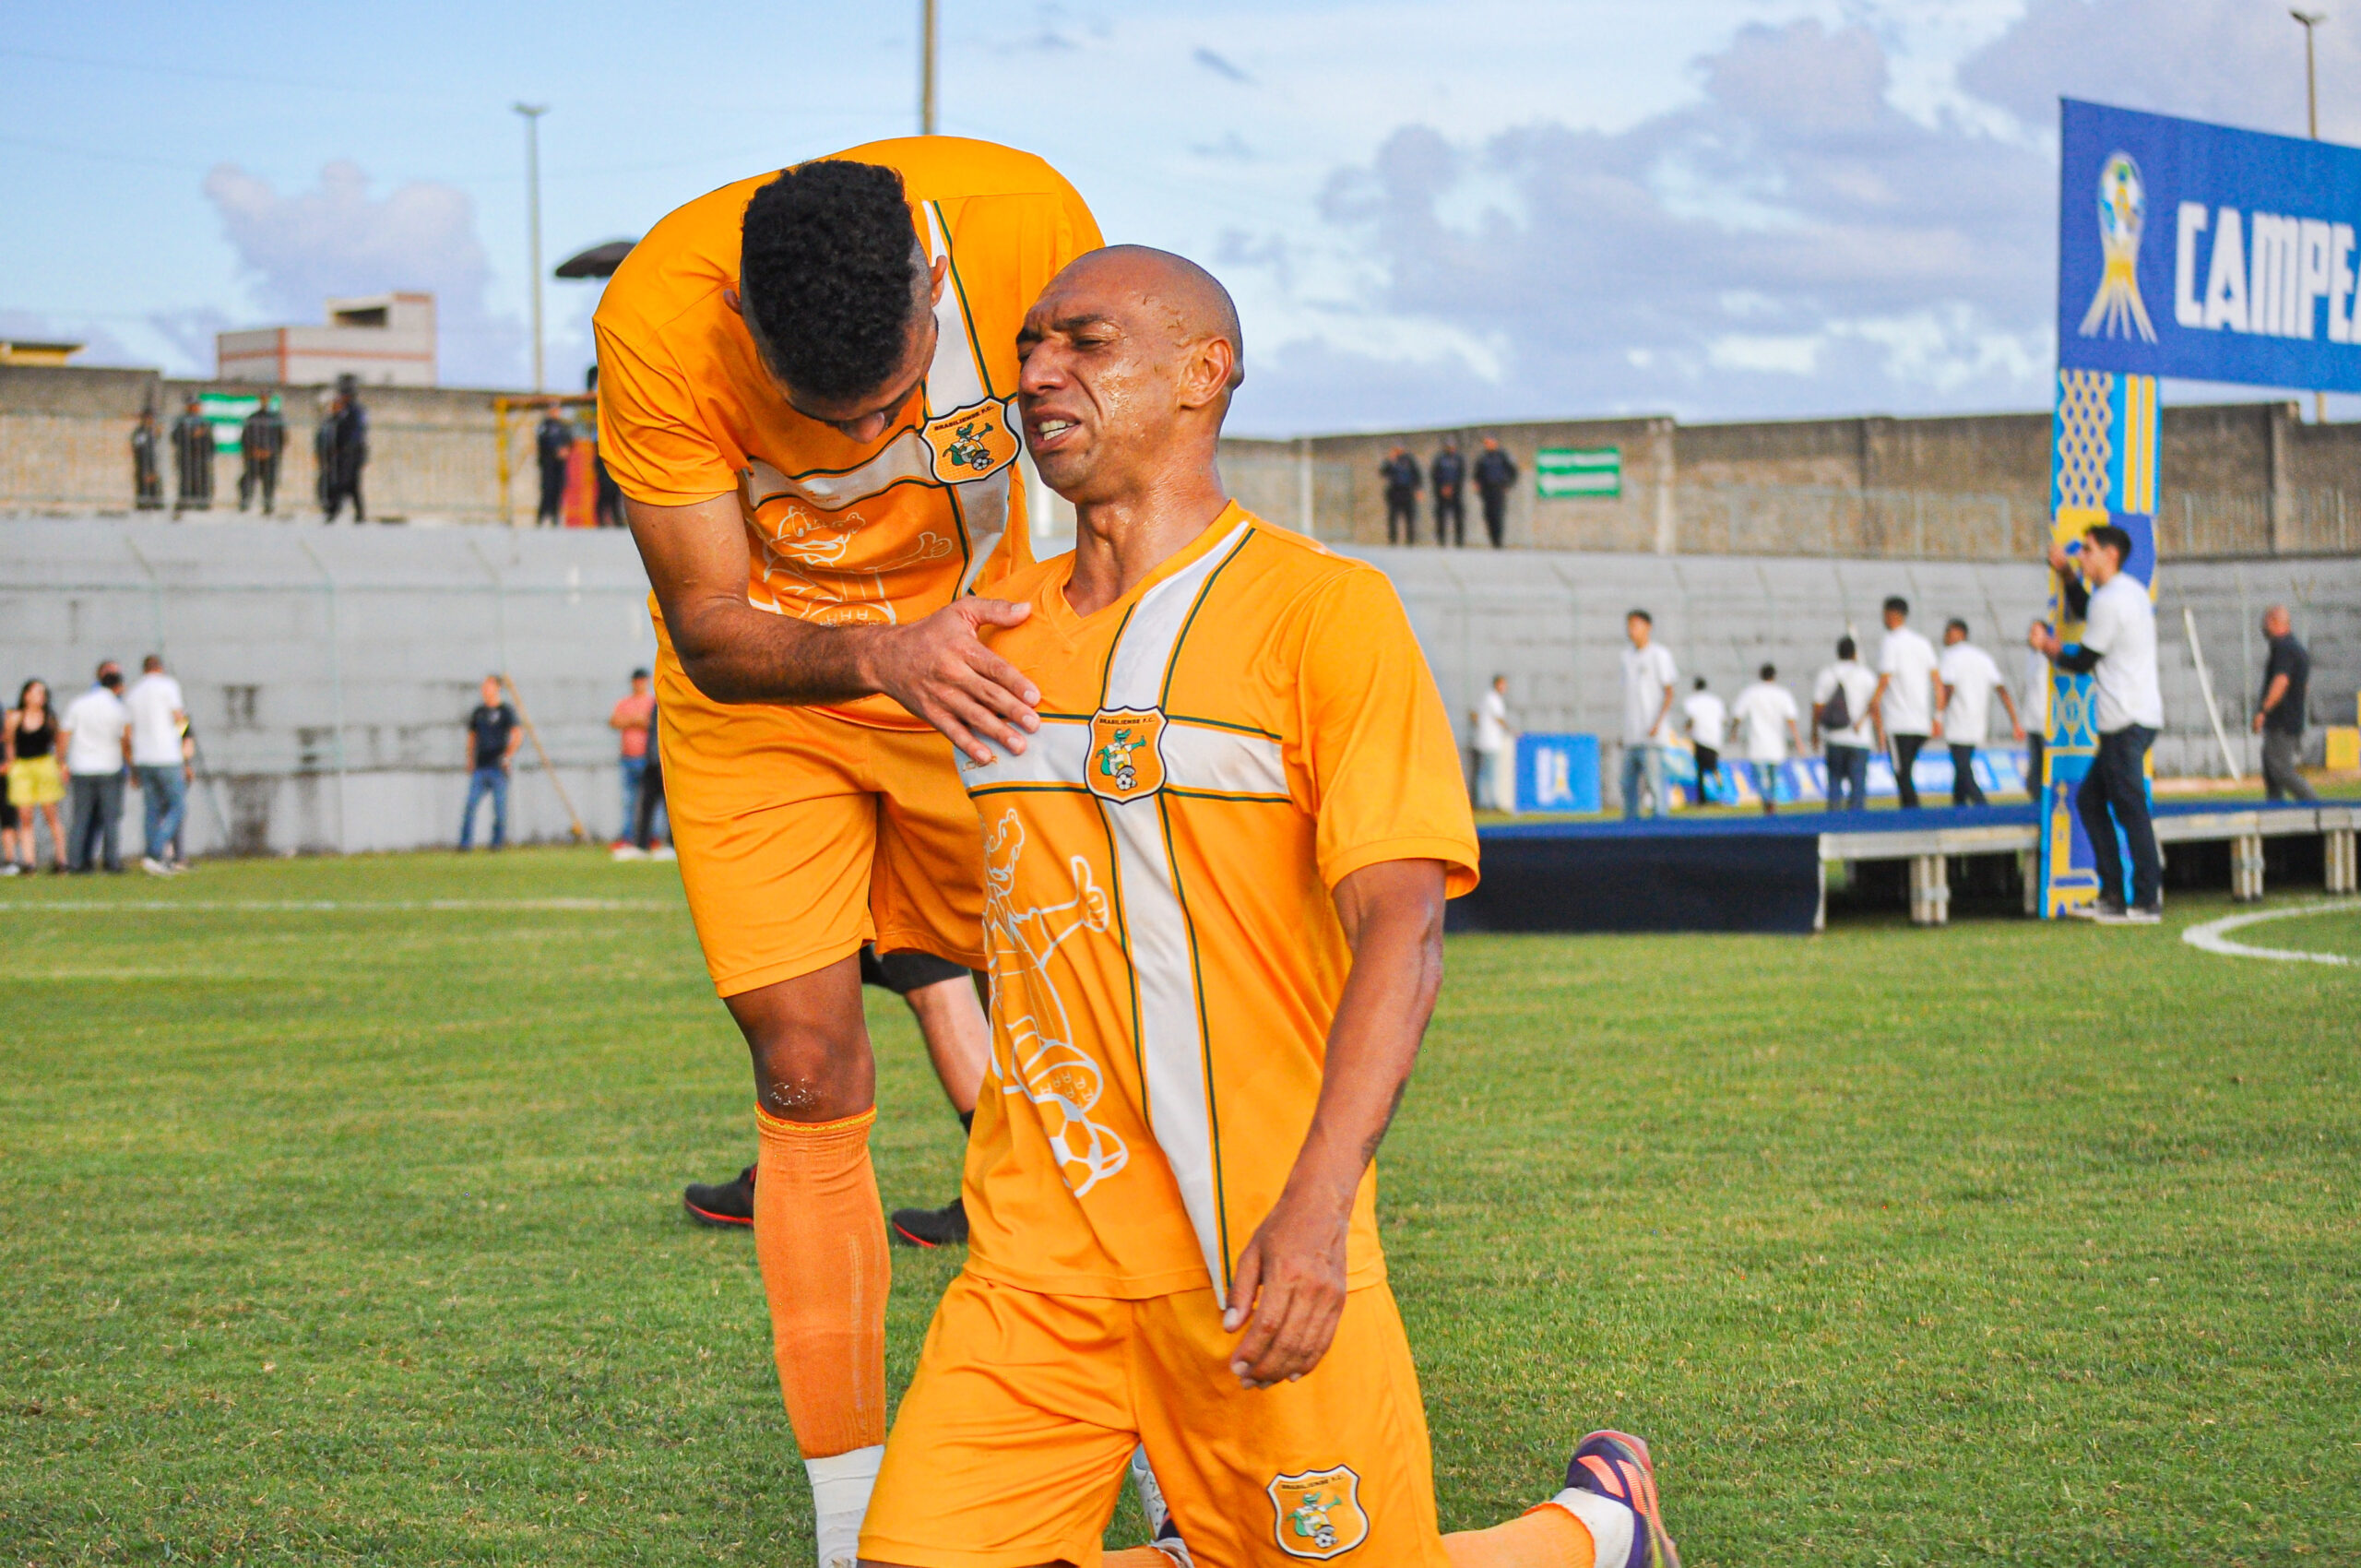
[6,679,65,873]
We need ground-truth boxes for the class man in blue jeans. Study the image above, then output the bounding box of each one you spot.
[1811,636,1879,811]
[458,675,521,851]
[125,654,191,874]
[2032,524,2163,922]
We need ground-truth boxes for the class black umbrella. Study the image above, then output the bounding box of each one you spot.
[554,239,636,279]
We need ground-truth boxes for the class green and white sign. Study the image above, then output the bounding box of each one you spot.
[1536,446,1620,499]
[197,392,263,456]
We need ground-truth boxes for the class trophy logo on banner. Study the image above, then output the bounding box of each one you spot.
[2079,150,2157,342]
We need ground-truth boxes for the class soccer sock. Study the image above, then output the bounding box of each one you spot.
[1444,1491,1631,1568]
[753,1105,888,1456]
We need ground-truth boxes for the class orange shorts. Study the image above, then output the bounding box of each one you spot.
[861,1274,1452,1568]
[653,610,986,996]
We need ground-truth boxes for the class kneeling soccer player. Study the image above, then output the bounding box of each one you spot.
[857,247,1679,1568]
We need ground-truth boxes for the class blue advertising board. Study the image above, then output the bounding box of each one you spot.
[1514,732,1601,815]
[2060,98,2361,391]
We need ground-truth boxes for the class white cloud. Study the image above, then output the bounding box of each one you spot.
[201,160,525,387]
[1216,0,2357,434]
[1707,334,1824,374]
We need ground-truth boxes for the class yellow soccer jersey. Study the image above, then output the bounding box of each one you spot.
[956,503,1480,1300]
[593,137,1102,729]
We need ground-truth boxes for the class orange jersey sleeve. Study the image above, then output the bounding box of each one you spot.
[1287,566,1482,897]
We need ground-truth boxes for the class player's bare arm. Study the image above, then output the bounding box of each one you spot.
[1224,857,1448,1390]
[625,490,1040,763]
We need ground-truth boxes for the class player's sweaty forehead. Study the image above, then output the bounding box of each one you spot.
[1019,245,1242,379]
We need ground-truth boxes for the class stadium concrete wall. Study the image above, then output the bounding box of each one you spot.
[1223,400,2361,560]
[14,362,2356,557]
[1,518,2351,856]
[0,365,547,527]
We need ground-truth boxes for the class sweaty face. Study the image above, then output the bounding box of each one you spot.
[1015,271,1193,502]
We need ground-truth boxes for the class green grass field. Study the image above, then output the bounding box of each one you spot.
[4,849,2355,1566]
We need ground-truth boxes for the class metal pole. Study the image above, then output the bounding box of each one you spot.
[919,0,938,135]
[514,103,550,393]
[1298,436,1313,536]
[2295,11,2328,423]
[297,540,350,854]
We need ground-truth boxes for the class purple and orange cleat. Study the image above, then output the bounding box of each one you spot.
[1566,1430,1680,1568]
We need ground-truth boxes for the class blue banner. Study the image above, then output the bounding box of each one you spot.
[2060,98,2361,391]
[1675,749,2032,808]
[1514,733,1601,814]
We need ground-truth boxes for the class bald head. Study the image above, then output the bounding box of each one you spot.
[2263,603,2293,636]
[1048,245,1242,386]
[1017,245,1244,505]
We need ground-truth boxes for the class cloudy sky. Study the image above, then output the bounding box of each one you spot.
[4,0,2351,434]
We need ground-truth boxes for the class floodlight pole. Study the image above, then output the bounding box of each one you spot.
[515,102,550,393]
[919,0,938,135]
[2294,10,2327,422]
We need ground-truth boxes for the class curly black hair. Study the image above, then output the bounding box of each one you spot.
[739,160,926,402]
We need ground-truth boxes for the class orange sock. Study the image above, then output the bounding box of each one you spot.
[753,1105,888,1458]
[1443,1503,1597,1568]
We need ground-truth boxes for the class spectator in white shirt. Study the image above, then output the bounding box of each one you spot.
[125,653,191,874]
[1619,610,1679,820]
[1728,663,1802,814]
[1812,636,1880,812]
[59,661,133,873]
[1870,596,1940,808]
[1468,673,1515,814]
[1680,675,1726,807]
[2032,524,2163,921]
[2023,619,2054,798]
[1931,620,2022,808]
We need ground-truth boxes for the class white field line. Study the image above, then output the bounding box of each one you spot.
[0,897,675,913]
[2180,900,2360,967]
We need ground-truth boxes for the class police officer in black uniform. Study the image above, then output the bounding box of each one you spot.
[535,409,575,527]
[1380,445,1420,545]
[1430,438,1465,547]
[1474,435,1517,549]
[240,394,288,515]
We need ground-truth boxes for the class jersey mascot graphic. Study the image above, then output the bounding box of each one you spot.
[980,809,1130,1195]
[1086,707,1167,802]
[922,398,1019,485]
[1098,727,1146,792]
[1266,1466,1370,1561]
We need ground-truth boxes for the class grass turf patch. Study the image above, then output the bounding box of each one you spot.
[2,849,2355,1564]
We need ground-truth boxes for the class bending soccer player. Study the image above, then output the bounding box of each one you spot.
[857,247,1680,1568]
[593,141,1101,1564]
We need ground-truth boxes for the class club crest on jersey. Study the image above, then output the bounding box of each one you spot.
[923,398,1019,485]
[1266,1466,1369,1560]
[1088,707,1166,802]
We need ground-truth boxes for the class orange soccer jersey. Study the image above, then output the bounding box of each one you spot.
[955,505,1481,1301]
[592,136,1102,729]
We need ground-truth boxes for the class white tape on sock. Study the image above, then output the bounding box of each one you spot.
[1548,1487,1635,1568]
[806,1444,884,1568]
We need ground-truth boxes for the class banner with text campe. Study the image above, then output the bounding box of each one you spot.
[2059,97,2361,391]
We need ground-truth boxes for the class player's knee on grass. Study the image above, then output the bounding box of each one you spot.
[723,956,876,1120]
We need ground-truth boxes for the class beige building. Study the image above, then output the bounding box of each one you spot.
[216,292,436,386]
